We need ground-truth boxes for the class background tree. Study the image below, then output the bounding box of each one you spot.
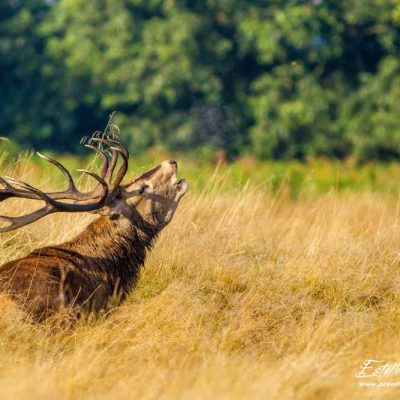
[1,0,400,160]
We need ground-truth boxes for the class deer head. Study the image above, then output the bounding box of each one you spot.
[0,138,188,233]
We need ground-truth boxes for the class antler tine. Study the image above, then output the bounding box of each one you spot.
[106,138,129,159]
[0,177,12,190]
[89,138,118,185]
[5,178,55,203]
[6,172,108,210]
[0,207,54,233]
[76,169,109,195]
[36,145,111,201]
[106,148,119,185]
[89,138,130,191]
[0,172,109,233]
[0,176,39,201]
[89,137,129,159]
[37,152,77,192]
[84,144,110,179]
[109,147,128,191]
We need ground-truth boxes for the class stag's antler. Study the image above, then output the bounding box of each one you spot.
[0,137,131,233]
[89,137,129,191]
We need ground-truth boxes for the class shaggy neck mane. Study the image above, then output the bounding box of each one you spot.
[62,215,159,289]
[69,215,158,261]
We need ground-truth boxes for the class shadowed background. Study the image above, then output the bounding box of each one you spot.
[2,0,400,162]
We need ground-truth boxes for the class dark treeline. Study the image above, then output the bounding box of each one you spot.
[1,0,400,161]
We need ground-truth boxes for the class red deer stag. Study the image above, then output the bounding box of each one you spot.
[0,137,188,320]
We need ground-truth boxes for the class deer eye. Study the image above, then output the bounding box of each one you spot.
[139,185,148,195]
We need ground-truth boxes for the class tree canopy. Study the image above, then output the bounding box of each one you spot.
[1,0,400,161]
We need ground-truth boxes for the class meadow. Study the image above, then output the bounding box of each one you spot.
[0,151,400,399]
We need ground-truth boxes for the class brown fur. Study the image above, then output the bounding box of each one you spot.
[0,160,188,321]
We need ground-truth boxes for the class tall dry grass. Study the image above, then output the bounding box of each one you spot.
[0,156,400,399]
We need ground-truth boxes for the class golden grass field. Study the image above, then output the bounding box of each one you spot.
[1,154,400,399]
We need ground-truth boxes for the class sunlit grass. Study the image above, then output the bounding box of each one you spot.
[0,154,400,398]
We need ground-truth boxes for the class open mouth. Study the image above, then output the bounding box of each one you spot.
[175,178,188,195]
[169,161,188,195]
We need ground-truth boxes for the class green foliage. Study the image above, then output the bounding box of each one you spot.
[0,1,51,144]
[341,57,400,161]
[1,0,400,160]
